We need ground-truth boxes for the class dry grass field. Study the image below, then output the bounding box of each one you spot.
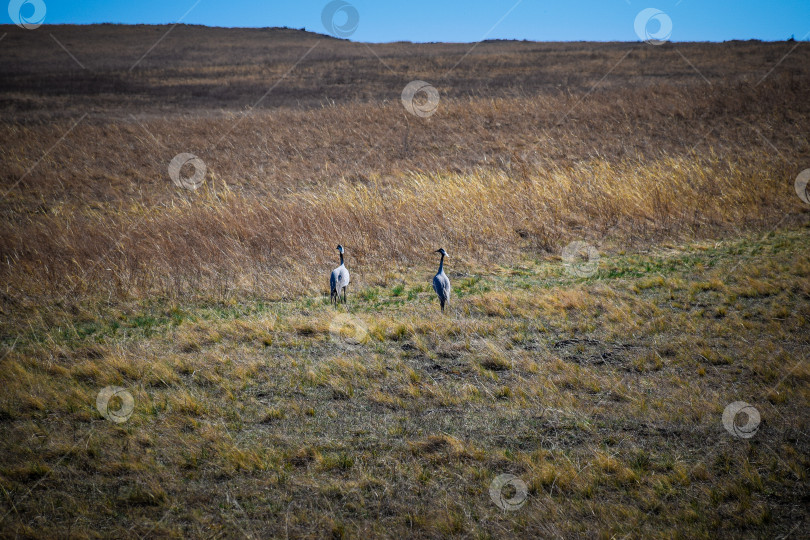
[1,24,809,538]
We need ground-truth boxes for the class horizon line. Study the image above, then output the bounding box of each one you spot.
[1,22,806,45]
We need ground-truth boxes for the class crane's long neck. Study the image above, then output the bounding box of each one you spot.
[438,254,444,274]
[339,252,344,266]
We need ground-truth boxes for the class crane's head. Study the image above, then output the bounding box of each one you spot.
[435,248,448,257]
[336,245,344,254]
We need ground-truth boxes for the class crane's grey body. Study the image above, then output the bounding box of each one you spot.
[330,245,350,306]
[432,248,451,313]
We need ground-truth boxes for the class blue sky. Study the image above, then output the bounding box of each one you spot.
[11,0,810,42]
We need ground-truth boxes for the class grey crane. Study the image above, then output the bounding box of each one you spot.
[330,244,350,306]
[432,248,451,313]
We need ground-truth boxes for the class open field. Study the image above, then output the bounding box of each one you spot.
[2,227,809,538]
[1,24,809,538]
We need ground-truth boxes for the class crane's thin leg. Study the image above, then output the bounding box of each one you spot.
[343,285,348,304]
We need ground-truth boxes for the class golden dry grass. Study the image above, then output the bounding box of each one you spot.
[1,25,809,538]
[1,140,805,301]
[1,227,808,538]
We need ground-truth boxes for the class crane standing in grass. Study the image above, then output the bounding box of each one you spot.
[433,248,451,313]
[330,244,350,306]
